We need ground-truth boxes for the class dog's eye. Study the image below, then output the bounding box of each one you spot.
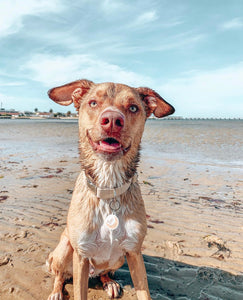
[89,100,97,108]
[129,105,138,113]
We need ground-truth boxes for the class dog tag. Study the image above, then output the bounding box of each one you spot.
[104,214,119,230]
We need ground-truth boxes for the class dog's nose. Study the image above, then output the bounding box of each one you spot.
[100,110,125,133]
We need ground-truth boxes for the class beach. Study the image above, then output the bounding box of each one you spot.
[0,119,242,300]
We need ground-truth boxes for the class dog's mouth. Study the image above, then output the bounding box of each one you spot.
[88,133,130,155]
[97,137,122,153]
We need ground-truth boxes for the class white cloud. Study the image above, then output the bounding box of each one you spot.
[220,17,243,30]
[160,62,243,118]
[0,81,25,87]
[23,53,153,87]
[0,92,18,109]
[0,91,53,112]
[101,0,128,14]
[117,32,206,54]
[161,19,184,28]
[154,33,205,52]
[0,0,63,36]
[132,11,158,27]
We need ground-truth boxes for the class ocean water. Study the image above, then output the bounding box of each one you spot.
[0,119,242,168]
[142,119,243,168]
[0,119,79,162]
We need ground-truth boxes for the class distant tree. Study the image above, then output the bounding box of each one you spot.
[34,108,38,113]
[55,112,65,117]
[49,109,53,114]
[67,111,71,117]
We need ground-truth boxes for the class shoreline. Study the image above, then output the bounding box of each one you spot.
[0,116,242,120]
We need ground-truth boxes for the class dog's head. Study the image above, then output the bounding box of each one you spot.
[48,80,174,167]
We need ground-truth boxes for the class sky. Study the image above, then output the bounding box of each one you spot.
[0,0,243,118]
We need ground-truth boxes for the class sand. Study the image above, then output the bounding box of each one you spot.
[1,135,243,299]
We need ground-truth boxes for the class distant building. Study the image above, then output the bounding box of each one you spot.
[23,111,35,117]
[37,112,51,118]
[0,108,20,117]
[0,107,78,119]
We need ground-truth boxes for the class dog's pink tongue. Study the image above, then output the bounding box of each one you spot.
[99,140,121,153]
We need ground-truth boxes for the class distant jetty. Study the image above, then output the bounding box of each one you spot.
[148,115,242,120]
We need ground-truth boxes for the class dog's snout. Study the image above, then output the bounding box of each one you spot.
[100,110,125,133]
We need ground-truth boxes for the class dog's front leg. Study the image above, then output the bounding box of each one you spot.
[126,251,151,300]
[73,251,89,300]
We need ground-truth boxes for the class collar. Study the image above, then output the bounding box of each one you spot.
[86,173,138,200]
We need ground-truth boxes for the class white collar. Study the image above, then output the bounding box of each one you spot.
[86,172,138,200]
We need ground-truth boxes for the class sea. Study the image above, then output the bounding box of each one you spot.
[0,119,242,169]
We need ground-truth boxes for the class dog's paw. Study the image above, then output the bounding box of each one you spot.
[47,292,63,300]
[103,280,121,298]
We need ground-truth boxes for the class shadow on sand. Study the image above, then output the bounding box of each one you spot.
[116,255,243,300]
[63,255,243,300]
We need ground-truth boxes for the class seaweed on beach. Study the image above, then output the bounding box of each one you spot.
[0,195,8,202]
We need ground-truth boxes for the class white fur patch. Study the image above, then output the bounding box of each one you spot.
[77,157,140,276]
[77,198,140,275]
[122,219,140,251]
[77,230,98,256]
[93,160,125,188]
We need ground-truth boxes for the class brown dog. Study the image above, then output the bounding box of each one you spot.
[46,80,174,300]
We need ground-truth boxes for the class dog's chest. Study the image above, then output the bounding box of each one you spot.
[77,199,140,268]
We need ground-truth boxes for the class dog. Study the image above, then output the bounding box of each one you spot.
[46,80,174,300]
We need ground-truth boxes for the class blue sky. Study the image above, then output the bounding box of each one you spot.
[0,0,242,118]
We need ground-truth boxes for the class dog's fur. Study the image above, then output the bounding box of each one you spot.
[46,80,174,300]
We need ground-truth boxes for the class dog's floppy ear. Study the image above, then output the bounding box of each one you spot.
[136,87,175,118]
[48,79,94,111]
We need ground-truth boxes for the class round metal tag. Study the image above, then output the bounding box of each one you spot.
[104,214,119,230]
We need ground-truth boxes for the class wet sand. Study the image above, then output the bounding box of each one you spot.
[0,120,243,299]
